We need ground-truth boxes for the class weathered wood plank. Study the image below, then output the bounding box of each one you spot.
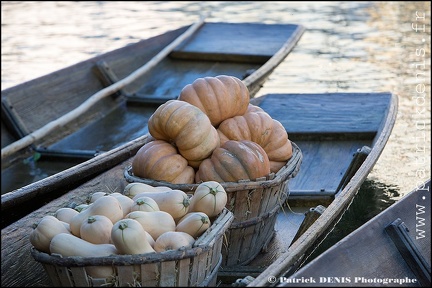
[140,263,160,287]
[130,59,260,100]
[172,23,302,63]
[254,93,391,135]
[160,261,177,286]
[288,140,371,194]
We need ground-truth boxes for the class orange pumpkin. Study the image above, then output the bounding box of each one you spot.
[178,75,250,127]
[217,104,292,172]
[132,140,195,184]
[245,103,265,113]
[195,140,271,183]
[148,100,220,168]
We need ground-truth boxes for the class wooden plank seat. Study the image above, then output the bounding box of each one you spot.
[254,92,391,136]
[170,22,302,63]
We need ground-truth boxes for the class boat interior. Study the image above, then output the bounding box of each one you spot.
[217,92,395,284]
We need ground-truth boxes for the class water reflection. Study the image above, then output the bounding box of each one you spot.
[304,178,400,264]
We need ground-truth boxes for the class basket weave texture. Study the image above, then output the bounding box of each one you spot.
[31,208,233,287]
[125,142,302,267]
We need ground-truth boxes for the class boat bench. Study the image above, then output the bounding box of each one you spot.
[252,93,391,200]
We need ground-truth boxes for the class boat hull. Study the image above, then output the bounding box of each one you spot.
[1,92,397,287]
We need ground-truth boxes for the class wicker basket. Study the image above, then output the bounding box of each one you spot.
[31,208,233,287]
[124,141,302,267]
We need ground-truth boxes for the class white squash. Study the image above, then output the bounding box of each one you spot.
[154,231,195,252]
[125,210,176,240]
[132,189,190,219]
[189,181,227,217]
[111,219,155,255]
[69,195,123,237]
[176,212,211,238]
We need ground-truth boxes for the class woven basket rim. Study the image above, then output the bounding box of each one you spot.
[31,209,233,267]
[124,141,302,192]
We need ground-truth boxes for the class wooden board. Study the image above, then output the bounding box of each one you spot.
[172,22,302,63]
[287,140,371,194]
[254,92,391,136]
[251,93,391,196]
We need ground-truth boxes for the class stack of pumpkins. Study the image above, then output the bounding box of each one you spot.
[132,75,293,184]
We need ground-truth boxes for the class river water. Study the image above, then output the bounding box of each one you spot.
[1,0,430,260]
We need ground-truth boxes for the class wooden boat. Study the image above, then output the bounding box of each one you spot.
[1,91,398,287]
[283,179,431,287]
[1,19,305,195]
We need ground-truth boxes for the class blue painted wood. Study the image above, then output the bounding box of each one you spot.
[287,140,371,194]
[172,22,302,62]
[255,92,391,134]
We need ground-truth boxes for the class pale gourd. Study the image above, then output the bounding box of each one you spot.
[130,196,160,212]
[111,218,155,255]
[69,195,123,237]
[110,192,135,217]
[189,181,227,217]
[29,215,71,253]
[49,233,117,278]
[74,203,90,213]
[125,210,176,240]
[145,231,155,248]
[86,191,108,204]
[154,231,195,252]
[176,212,211,238]
[132,189,190,219]
[123,182,161,198]
[80,215,113,244]
[53,207,79,224]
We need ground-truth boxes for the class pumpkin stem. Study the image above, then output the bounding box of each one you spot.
[204,184,222,196]
[182,197,191,208]
[200,215,210,225]
[118,221,129,230]
[87,216,97,224]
